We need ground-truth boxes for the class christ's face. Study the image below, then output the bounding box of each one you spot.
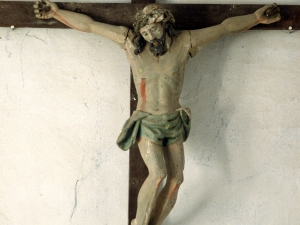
[140,23,164,42]
[140,23,167,56]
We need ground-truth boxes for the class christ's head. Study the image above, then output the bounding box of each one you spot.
[133,4,176,56]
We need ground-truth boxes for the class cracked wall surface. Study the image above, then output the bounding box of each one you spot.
[1,1,300,225]
[0,27,130,225]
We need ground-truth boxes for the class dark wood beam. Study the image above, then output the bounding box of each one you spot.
[0,2,299,30]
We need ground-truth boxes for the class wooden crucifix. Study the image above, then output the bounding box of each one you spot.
[1,1,299,225]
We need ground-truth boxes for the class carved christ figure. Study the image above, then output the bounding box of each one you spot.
[34,1,280,225]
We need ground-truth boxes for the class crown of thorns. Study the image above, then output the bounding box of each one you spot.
[133,5,175,33]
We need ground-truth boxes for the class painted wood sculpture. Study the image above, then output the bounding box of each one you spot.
[33,1,280,224]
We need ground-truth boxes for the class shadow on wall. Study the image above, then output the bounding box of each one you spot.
[166,37,238,224]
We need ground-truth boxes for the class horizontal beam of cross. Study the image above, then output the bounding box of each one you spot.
[0,2,299,30]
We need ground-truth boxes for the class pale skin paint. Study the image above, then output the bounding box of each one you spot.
[33,1,280,224]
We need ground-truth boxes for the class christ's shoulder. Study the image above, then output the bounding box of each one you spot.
[174,30,191,42]
[172,30,193,57]
[123,29,137,57]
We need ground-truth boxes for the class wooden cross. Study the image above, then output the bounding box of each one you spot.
[1,1,299,224]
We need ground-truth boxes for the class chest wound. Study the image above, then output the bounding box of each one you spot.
[140,78,146,102]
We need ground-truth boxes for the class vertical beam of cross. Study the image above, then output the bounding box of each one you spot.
[129,1,155,224]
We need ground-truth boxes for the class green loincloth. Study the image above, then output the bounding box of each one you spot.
[116,108,191,150]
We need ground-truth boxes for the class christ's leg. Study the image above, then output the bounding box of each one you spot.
[132,137,167,225]
[150,137,185,225]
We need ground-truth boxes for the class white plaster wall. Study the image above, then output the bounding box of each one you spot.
[169,30,300,225]
[0,28,130,224]
[1,1,300,225]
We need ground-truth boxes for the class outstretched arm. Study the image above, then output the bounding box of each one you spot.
[189,4,280,56]
[33,0,129,47]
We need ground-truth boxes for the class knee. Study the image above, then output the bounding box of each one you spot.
[170,174,184,186]
[149,168,167,182]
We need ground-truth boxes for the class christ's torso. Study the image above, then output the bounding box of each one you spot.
[125,30,191,115]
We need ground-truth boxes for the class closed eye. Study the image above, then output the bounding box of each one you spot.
[151,26,157,32]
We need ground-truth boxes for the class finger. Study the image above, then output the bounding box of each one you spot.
[275,13,281,21]
[274,7,280,13]
[267,13,281,23]
[35,13,44,19]
[41,0,50,5]
[261,4,273,12]
[37,1,45,9]
[263,3,278,13]
[33,2,43,9]
[267,6,280,14]
[266,9,274,16]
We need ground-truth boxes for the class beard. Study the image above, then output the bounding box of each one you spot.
[149,30,167,56]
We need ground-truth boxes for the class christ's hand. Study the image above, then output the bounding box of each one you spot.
[255,3,281,24]
[33,0,58,19]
